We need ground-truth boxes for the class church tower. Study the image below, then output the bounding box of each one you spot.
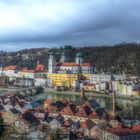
[48,52,56,73]
[75,52,84,64]
[60,52,66,63]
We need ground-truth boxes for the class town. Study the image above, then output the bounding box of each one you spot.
[0,52,140,97]
[0,51,140,140]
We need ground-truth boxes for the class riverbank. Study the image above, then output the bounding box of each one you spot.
[0,86,140,101]
[44,88,140,101]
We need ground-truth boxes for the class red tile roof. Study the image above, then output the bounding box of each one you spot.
[81,63,91,66]
[89,111,98,118]
[80,119,95,129]
[107,128,137,136]
[44,99,53,106]
[4,65,17,70]
[36,64,45,71]
[61,62,80,67]
[76,106,91,117]
[58,62,91,67]
[60,104,77,115]
[132,124,140,132]
[21,69,35,73]
[86,83,96,87]
[46,104,58,113]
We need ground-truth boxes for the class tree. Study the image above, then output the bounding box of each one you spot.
[50,129,61,140]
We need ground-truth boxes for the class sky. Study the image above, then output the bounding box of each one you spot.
[0,0,140,51]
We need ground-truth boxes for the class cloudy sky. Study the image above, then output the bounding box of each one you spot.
[0,0,140,51]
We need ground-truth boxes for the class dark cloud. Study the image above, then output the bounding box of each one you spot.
[0,0,140,51]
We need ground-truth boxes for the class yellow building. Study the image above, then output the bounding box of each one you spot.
[47,73,79,88]
[131,90,140,97]
[122,84,127,96]
[81,73,90,80]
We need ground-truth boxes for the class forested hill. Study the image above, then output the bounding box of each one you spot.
[0,43,140,75]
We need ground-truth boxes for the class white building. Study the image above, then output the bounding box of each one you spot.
[90,74,111,83]
[49,52,94,74]
[2,65,19,78]
[35,78,47,86]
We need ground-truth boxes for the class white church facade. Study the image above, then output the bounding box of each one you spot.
[48,52,94,74]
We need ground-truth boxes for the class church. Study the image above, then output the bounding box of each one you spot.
[48,52,94,74]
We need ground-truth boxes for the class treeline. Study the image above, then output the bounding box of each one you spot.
[0,43,140,75]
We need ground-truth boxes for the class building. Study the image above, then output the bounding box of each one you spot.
[47,73,79,88]
[99,127,140,140]
[2,65,19,79]
[48,52,94,74]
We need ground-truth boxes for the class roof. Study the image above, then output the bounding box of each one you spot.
[61,62,80,67]
[64,118,73,127]
[22,111,38,123]
[81,63,91,66]
[21,69,35,73]
[76,106,92,117]
[80,119,95,129]
[4,65,17,70]
[76,52,83,58]
[10,108,20,114]
[107,128,138,136]
[58,62,91,67]
[46,105,58,113]
[0,105,5,112]
[86,83,96,87]
[36,64,45,71]
[132,124,140,132]
[60,104,77,115]
[44,99,53,105]
[25,99,44,109]
[89,111,98,118]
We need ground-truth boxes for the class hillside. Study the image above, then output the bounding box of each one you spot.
[0,43,140,75]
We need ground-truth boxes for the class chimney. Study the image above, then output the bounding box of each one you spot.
[80,88,85,98]
[113,90,116,116]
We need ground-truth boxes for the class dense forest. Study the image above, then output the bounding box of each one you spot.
[0,43,140,75]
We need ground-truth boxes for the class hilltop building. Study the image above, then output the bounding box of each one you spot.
[48,52,94,74]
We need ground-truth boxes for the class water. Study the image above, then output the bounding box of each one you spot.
[30,91,140,107]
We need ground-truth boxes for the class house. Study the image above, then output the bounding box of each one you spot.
[90,121,111,138]
[2,65,18,78]
[83,83,96,91]
[49,118,62,129]
[44,99,53,108]
[80,119,95,136]
[34,78,47,87]
[25,99,44,109]
[34,112,45,121]
[63,118,73,130]
[90,74,111,83]
[28,130,45,140]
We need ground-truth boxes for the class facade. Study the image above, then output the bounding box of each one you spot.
[99,128,140,140]
[90,74,126,83]
[1,65,19,78]
[47,73,79,88]
[90,74,111,83]
[48,52,94,74]
[34,78,47,86]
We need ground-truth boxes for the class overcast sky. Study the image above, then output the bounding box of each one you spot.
[0,0,140,51]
